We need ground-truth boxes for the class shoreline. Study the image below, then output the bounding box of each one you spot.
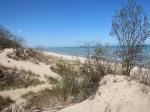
[43,51,150,78]
[43,51,150,69]
[43,51,86,62]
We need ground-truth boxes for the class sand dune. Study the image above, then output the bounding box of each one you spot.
[1,49,150,112]
[0,83,51,103]
[0,49,59,81]
[57,75,150,112]
[0,49,57,104]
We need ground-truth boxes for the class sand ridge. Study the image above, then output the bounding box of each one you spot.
[1,49,150,112]
[57,75,150,112]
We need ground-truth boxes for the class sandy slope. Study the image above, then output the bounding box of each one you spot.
[56,75,150,112]
[0,49,58,81]
[0,49,57,103]
[0,84,51,103]
[41,51,150,112]
[1,49,150,112]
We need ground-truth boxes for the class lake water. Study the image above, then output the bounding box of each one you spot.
[44,46,150,66]
[44,46,150,57]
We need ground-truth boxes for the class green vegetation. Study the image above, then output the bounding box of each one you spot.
[22,89,63,110]
[1,0,150,111]
[22,44,110,110]
[50,59,80,102]
[0,96,15,111]
[0,65,43,91]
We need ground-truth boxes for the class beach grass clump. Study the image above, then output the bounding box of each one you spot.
[21,91,35,100]
[50,56,106,101]
[23,60,80,110]
[49,44,110,101]
[0,65,43,90]
[22,89,63,110]
[0,96,15,111]
[50,59,80,101]
[45,75,58,84]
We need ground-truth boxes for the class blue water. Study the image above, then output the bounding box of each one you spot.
[44,46,150,58]
[45,47,89,57]
[44,46,150,67]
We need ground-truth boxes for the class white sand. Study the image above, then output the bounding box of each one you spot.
[0,49,57,103]
[1,49,150,112]
[43,51,86,62]
[0,49,59,81]
[43,51,150,112]
[57,75,150,112]
[0,84,51,102]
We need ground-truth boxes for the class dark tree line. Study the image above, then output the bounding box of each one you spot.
[0,25,25,49]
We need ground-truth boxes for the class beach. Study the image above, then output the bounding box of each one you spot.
[43,51,86,62]
[0,49,150,112]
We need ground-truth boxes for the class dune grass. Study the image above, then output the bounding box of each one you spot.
[0,65,43,91]
[22,88,64,110]
[0,96,15,111]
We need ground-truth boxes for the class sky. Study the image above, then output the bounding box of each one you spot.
[0,0,150,47]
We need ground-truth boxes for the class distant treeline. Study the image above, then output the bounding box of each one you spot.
[0,25,25,49]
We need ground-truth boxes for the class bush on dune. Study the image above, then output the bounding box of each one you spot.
[50,43,110,102]
[22,43,111,111]
[50,59,80,102]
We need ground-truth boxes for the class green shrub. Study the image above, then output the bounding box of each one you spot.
[51,59,79,102]
[24,44,108,110]
[51,54,105,102]
[77,43,108,98]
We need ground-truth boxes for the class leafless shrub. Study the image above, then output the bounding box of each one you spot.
[110,0,150,76]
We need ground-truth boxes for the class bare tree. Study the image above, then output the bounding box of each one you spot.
[110,0,150,76]
[12,35,25,49]
[0,25,13,49]
[0,25,25,49]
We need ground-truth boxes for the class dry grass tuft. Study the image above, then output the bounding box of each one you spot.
[0,64,43,91]
[0,96,15,111]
